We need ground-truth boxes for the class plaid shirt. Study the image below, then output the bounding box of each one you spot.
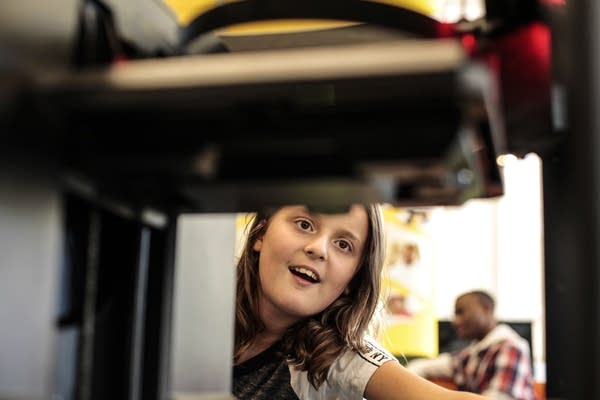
[452,324,536,400]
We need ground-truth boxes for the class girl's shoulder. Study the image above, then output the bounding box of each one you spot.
[289,336,398,400]
[355,335,397,368]
[233,341,300,400]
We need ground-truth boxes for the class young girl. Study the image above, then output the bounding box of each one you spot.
[233,204,486,400]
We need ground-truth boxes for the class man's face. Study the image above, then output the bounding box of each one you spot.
[452,294,492,340]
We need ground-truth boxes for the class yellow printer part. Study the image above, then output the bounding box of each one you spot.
[163,0,437,33]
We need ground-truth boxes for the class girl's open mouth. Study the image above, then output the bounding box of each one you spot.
[289,266,320,283]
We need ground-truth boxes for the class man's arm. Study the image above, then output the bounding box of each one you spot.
[405,353,454,379]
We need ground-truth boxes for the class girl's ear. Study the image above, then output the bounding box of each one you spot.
[252,237,263,252]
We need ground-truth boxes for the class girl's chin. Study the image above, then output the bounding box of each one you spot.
[277,301,326,320]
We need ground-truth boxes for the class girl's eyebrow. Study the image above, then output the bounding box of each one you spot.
[290,205,311,215]
[337,229,362,244]
[299,206,364,244]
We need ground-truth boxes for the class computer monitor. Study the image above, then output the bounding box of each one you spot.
[438,319,533,362]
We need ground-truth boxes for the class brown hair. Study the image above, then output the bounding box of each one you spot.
[233,204,386,389]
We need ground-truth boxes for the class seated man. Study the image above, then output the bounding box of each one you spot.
[407,290,536,400]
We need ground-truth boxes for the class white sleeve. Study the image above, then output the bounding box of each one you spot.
[290,336,397,400]
[480,389,516,400]
[406,353,454,379]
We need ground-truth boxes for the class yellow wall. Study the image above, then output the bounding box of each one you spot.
[378,205,438,358]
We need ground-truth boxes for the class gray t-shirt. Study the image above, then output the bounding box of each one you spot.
[233,336,395,400]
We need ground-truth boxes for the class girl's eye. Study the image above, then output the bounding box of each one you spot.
[295,219,314,232]
[335,239,353,253]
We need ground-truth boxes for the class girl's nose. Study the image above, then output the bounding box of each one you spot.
[304,235,328,261]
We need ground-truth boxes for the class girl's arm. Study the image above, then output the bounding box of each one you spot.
[364,361,487,400]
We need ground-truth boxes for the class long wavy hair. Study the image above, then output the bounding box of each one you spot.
[234,204,386,389]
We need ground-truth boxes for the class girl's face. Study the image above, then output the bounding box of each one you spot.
[253,205,368,326]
